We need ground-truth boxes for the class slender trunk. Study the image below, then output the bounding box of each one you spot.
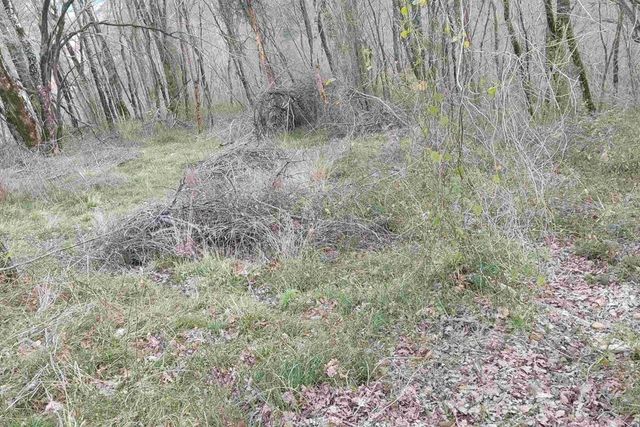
[83,0,130,118]
[214,0,254,104]
[78,24,115,126]
[119,37,143,119]
[55,66,78,128]
[243,0,277,87]
[612,8,623,94]
[556,0,596,112]
[197,4,214,115]
[178,1,203,131]
[367,0,390,98]
[502,0,534,115]
[39,0,76,150]
[177,5,191,117]
[390,0,403,74]
[64,43,100,123]
[135,0,180,114]
[543,0,564,108]
[299,0,315,67]
[345,0,368,91]
[402,1,427,81]
[315,0,336,75]
[491,1,502,79]
[132,0,169,111]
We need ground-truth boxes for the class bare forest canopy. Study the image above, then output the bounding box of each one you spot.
[0,0,639,151]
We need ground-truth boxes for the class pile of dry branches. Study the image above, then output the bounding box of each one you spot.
[253,80,322,136]
[253,78,404,138]
[96,142,391,267]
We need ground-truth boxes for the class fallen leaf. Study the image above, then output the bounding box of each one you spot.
[325,359,340,378]
[591,321,607,330]
[44,400,64,414]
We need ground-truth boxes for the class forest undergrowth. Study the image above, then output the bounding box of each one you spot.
[0,109,638,426]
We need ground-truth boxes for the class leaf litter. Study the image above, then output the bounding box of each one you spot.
[262,236,639,426]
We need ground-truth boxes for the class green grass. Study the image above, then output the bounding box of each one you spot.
[277,128,329,149]
[0,126,220,252]
[552,109,640,241]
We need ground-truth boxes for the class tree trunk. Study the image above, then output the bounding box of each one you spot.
[1,0,40,91]
[134,0,180,114]
[82,0,130,118]
[556,0,596,112]
[612,9,623,94]
[315,0,336,75]
[214,0,254,104]
[543,0,565,108]
[176,4,192,118]
[0,13,36,92]
[178,0,204,131]
[196,3,214,117]
[402,1,427,81]
[345,0,369,92]
[243,0,277,88]
[299,0,315,67]
[75,16,115,127]
[502,0,534,116]
[0,53,42,148]
[390,0,403,74]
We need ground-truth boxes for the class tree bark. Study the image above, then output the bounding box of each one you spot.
[403,1,427,81]
[212,0,254,104]
[1,0,40,91]
[243,0,277,88]
[556,0,596,112]
[390,0,403,74]
[315,0,336,75]
[133,0,180,114]
[0,12,36,92]
[82,0,130,118]
[612,9,623,94]
[74,9,115,127]
[299,0,315,67]
[0,53,41,148]
[502,0,534,116]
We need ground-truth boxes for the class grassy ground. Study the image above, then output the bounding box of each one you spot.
[0,111,638,425]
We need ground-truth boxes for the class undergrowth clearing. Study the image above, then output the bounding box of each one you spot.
[0,110,638,425]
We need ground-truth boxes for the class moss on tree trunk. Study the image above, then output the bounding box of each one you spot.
[0,54,41,148]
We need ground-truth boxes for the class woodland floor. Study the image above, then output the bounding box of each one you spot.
[0,113,639,426]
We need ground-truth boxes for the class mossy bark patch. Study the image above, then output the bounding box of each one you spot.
[0,55,41,148]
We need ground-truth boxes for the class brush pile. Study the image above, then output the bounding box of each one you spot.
[97,143,391,267]
[253,80,322,136]
[253,78,404,138]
